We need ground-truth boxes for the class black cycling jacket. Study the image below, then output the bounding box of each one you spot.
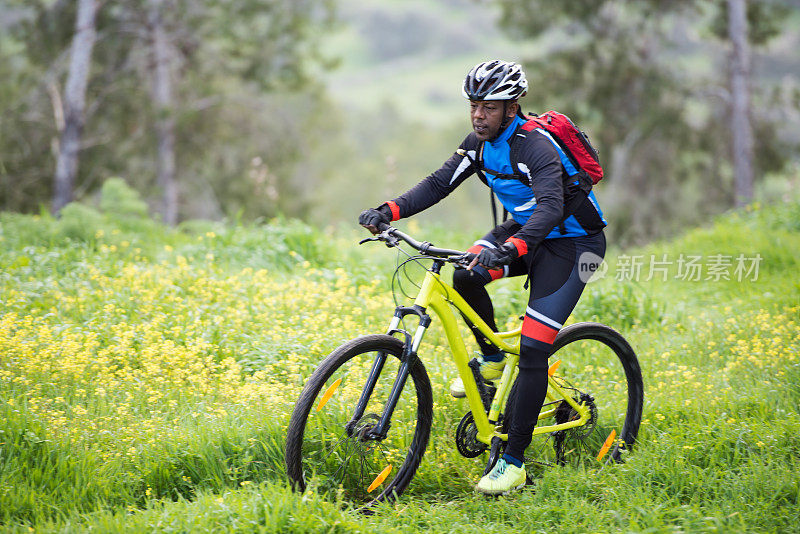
[386,117,606,253]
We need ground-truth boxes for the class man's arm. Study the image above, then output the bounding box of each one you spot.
[384,133,481,221]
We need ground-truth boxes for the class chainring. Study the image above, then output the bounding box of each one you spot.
[455,412,488,458]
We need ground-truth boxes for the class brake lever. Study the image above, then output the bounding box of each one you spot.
[382,234,400,247]
[358,230,399,248]
[448,253,475,268]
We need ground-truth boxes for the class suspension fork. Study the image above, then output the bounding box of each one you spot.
[348,264,444,440]
[346,304,431,440]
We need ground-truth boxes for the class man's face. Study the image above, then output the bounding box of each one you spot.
[470,100,516,141]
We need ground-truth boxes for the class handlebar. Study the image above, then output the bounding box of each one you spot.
[360,223,466,261]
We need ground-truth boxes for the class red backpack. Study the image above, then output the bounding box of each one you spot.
[519,111,603,185]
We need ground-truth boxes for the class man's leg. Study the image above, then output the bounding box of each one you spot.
[502,233,606,467]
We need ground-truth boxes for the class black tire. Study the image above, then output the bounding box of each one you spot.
[285,335,433,509]
[505,322,643,467]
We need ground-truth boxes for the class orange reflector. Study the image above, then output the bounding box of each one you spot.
[548,360,562,376]
[316,378,342,412]
[367,465,393,492]
[596,429,617,462]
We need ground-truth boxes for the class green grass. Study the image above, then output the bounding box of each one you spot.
[1,183,798,532]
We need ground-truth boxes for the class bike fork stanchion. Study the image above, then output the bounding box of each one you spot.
[368,306,431,440]
[346,350,388,436]
[346,305,421,436]
[369,358,411,439]
[369,339,423,440]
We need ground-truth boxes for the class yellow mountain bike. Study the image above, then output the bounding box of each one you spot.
[285,226,643,510]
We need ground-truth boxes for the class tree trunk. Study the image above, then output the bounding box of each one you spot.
[52,0,98,215]
[148,0,178,225]
[728,0,754,207]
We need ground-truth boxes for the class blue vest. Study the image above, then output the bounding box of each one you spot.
[481,116,606,239]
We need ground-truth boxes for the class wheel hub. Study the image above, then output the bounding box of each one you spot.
[351,413,381,443]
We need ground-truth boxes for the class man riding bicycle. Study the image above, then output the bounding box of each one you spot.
[359,60,606,495]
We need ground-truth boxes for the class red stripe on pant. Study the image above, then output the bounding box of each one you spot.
[521,315,559,345]
[467,245,504,280]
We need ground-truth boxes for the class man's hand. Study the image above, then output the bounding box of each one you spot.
[467,242,519,270]
[358,206,391,234]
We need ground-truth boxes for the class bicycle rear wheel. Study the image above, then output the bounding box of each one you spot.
[285,335,433,509]
[508,322,643,468]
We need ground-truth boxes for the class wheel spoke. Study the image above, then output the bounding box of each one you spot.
[328,439,355,483]
[321,433,354,466]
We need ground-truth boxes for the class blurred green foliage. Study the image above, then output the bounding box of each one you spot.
[0,0,798,246]
[493,0,799,245]
[0,0,336,221]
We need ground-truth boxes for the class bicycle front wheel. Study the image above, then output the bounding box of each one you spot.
[285,335,433,509]
[513,322,644,468]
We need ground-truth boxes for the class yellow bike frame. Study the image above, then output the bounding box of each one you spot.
[398,268,592,447]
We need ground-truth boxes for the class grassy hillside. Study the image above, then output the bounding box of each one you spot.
[1,182,798,532]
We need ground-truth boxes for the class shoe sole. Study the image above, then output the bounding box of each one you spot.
[475,481,526,496]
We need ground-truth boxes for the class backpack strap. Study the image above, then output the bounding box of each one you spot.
[507,123,533,186]
[478,142,501,228]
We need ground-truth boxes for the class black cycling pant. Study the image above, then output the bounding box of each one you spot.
[452,219,606,462]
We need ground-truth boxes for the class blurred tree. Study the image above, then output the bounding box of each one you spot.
[1,1,76,211]
[727,0,754,207]
[52,0,99,215]
[0,0,336,221]
[146,0,178,225]
[706,0,793,206]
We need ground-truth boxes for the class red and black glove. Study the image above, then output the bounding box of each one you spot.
[358,204,393,234]
[468,241,519,270]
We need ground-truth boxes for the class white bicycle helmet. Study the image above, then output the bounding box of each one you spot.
[462,60,528,101]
